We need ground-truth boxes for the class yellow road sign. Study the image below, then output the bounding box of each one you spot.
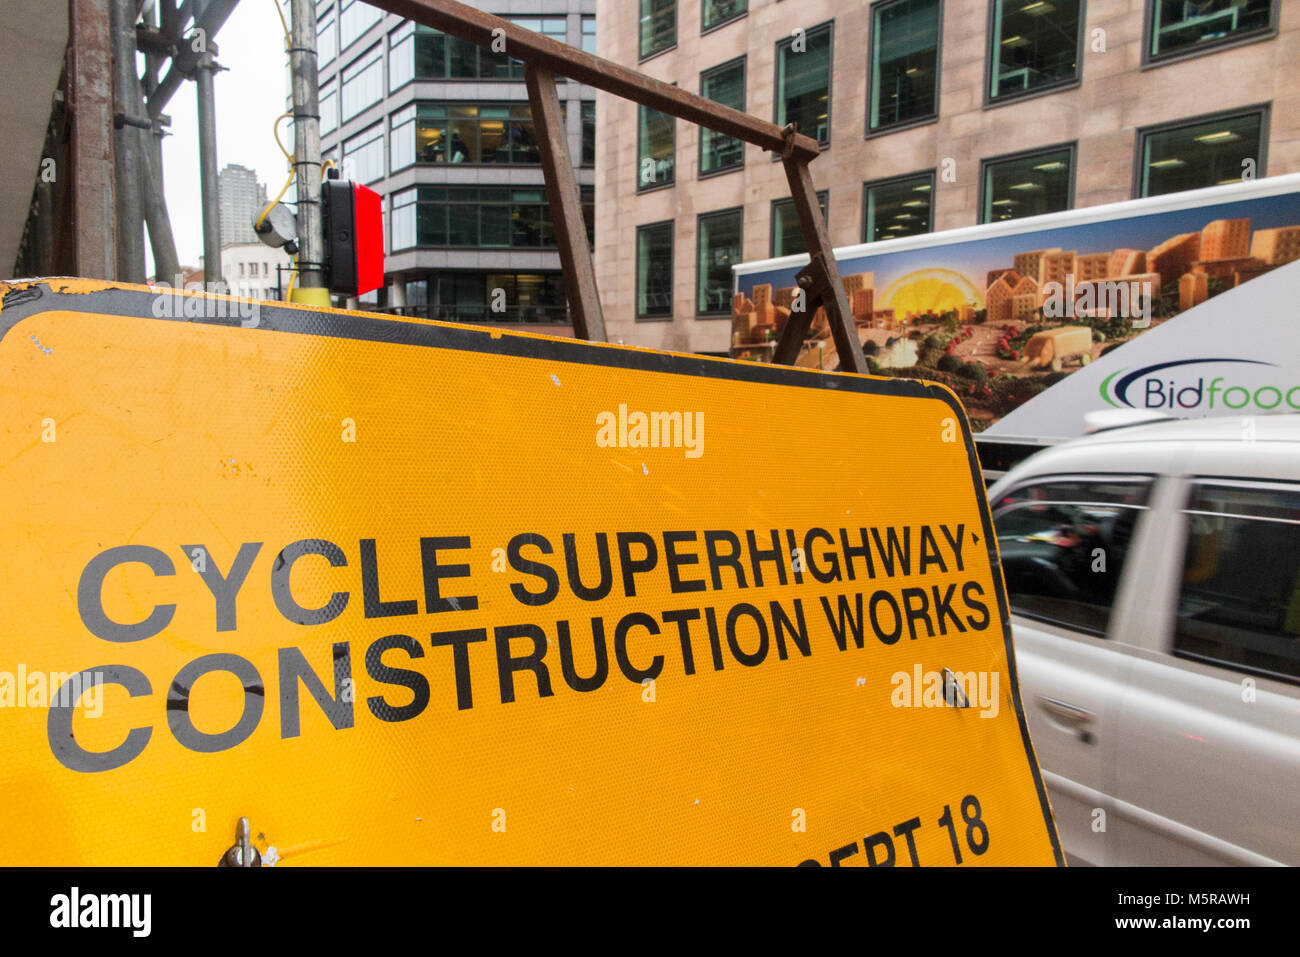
[0,279,1061,865]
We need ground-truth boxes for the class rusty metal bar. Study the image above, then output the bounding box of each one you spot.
[525,65,604,341]
[68,0,116,280]
[781,157,865,374]
[361,0,864,372]
[365,0,819,163]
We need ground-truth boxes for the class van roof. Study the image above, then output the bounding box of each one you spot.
[1063,412,1300,447]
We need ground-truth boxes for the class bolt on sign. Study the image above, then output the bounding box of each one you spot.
[0,280,1062,866]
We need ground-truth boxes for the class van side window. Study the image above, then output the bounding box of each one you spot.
[992,478,1151,635]
[1175,483,1300,682]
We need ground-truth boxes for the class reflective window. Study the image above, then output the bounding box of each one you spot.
[1175,483,1300,681]
[993,478,1151,635]
[770,191,827,258]
[340,43,383,121]
[863,172,933,243]
[703,0,746,31]
[640,0,676,59]
[1138,110,1265,197]
[582,16,597,54]
[390,186,593,250]
[988,0,1081,101]
[776,22,831,145]
[319,83,338,136]
[339,0,382,50]
[697,208,742,315]
[637,221,674,318]
[981,145,1072,222]
[870,0,940,131]
[1149,0,1276,61]
[700,58,745,175]
[318,12,337,66]
[638,105,675,190]
[390,103,549,167]
[342,123,384,184]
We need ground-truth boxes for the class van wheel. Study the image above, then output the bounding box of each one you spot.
[1050,357,1063,372]
[1080,353,1092,366]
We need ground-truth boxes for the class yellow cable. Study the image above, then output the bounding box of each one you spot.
[321,158,335,180]
[287,254,299,295]
[255,113,294,231]
[273,0,291,48]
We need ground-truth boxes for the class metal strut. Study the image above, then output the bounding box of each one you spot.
[363,0,864,371]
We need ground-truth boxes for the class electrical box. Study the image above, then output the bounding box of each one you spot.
[322,180,384,298]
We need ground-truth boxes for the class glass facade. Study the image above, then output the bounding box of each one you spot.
[341,43,383,121]
[700,59,745,175]
[697,208,742,315]
[863,173,933,243]
[638,105,675,190]
[339,0,382,50]
[343,124,384,184]
[776,23,831,146]
[406,272,569,324]
[982,146,1072,222]
[390,186,594,250]
[388,18,566,83]
[637,222,674,318]
[870,0,940,131]
[1139,111,1265,197]
[989,0,1081,101]
[771,191,828,258]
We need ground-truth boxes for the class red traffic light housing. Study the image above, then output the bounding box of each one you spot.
[322,180,384,298]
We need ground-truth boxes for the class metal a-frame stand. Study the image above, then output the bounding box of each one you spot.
[367,0,865,374]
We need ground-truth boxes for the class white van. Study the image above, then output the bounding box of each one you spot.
[987,414,1300,866]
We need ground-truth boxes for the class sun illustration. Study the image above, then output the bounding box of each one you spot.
[881,268,984,317]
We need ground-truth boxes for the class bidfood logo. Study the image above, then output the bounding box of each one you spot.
[1100,358,1300,412]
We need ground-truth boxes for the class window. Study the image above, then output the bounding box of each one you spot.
[581,16,597,54]
[320,83,338,136]
[339,0,382,50]
[776,22,832,146]
[636,221,673,318]
[640,0,675,59]
[389,22,414,91]
[1137,109,1266,197]
[318,11,337,66]
[700,58,745,175]
[637,105,675,190]
[988,0,1081,102]
[341,44,383,121]
[703,0,747,32]
[401,18,565,80]
[343,124,384,184]
[981,144,1073,222]
[390,186,593,250]
[993,477,1151,635]
[1148,0,1276,62]
[770,191,827,258]
[581,102,596,167]
[407,272,569,324]
[869,0,940,132]
[697,208,742,315]
[863,171,934,243]
[1175,482,1300,682]
[390,103,547,168]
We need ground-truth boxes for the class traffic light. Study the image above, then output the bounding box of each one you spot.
[322,179,384,297]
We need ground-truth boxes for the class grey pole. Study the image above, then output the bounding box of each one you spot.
[289,0,325,292]
[195,52,222,286]
[141,124,182,284]
[110,0,146,282]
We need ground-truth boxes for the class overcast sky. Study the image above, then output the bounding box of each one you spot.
[149,0,290,273]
